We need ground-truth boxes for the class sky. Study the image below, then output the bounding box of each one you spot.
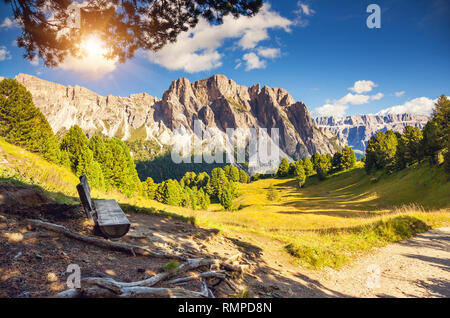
[0,0,449,118]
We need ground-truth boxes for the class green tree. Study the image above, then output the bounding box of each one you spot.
[142,177,157,200]
[277,158,290,177]
[0,78,60,162]
[397,126,423,169]
[60,126,90,171]
[303,157,315,176]
[340,146,356,170]
[239,169,248,183]
[422,95,450,166]
[162,179,183,206]
[316,154,332,180]
[332,151,342,171]
[295,165,306,188]
[266,184,280,201]
[229,166,240,182]
[220,187,234,211]
[198,189,210,210]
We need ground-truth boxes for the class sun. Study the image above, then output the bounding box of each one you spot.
[80,35,105,56]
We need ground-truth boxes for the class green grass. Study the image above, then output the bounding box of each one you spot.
[161,260,180,272]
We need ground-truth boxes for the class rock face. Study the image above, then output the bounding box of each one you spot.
[8,73,341,172]
[315,114,430,155]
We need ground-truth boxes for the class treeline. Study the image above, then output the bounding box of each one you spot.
[135,152,228,183]
[270,146,357,186]
[141,165,249,210]
[365,95,449,175]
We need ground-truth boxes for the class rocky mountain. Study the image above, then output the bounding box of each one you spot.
[315,114,430,156]
[3,73,341,173]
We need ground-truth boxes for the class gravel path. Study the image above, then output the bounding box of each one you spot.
[317,227,450,297]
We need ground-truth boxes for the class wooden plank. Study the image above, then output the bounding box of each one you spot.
[94,199,130,226]
[76,175,94,220]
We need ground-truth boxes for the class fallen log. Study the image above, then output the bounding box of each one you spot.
[26,219,186,261]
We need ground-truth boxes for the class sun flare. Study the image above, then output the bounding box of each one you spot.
[80,35,105,56]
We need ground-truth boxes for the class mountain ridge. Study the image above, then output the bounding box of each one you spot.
[3,73,341,172]
[315,113,430,154]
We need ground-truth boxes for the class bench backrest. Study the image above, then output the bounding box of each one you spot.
[76,175,94,220]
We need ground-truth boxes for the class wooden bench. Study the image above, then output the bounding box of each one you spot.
[76,175,130,239]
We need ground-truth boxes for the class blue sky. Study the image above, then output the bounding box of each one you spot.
[0,0,449,117]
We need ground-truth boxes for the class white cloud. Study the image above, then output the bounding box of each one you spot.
[0,17,15,29]
[30,56,39,66]
[243,52,266,71]
[371,92,384,101]
[394,91,405,97]
[147,3,292,73]
[294,1,316,27]
[349,80,377,94]
[313,103,348,117]
[377,97,437,116]
[298,2,315,16]
[313,81,383,117]
[338,93,371,105]
[0,46,11,61]
[257,47,281,59]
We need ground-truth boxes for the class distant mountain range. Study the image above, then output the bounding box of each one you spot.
[315,114,430,156]
[3,73,342,173]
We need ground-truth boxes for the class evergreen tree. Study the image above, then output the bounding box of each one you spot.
[295,165,306,188]
[311,153,321,172]
[210,167,229,201]
[75,148,105,189]
[239,169,248,183]
[316,154,332,180]
[60,126,90,171]
[303,157,315,176]
[219,187,234,210]
[277,158,290,177]
[332,151,342,171]
[266,184,279,201]
[0,78,60,163]
[142,177,157,200]
[162,179,183,206]
[198,189,210,210]
[229,166,240,182]
[340,146,356,170]
[288,162,297,176]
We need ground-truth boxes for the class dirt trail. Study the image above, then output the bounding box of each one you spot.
[242,227,450,298]
[316,227,450,297]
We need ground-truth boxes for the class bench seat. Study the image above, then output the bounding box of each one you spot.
[94,199,130,238]
[76,175,130,239]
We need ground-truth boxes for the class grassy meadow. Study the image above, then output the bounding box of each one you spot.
[1,138,449,269]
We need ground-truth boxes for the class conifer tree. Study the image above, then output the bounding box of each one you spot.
[0,78,60,162]
[277,158,290,177]
[239,169,248,183]
[303,157,315,176]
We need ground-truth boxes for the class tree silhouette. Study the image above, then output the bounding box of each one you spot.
[5,0,262,67]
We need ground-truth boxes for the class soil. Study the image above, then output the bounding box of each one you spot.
[0,182,448,298]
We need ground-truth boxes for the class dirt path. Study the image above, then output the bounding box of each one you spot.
[316,227,450,297]
[242,227,450,298]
